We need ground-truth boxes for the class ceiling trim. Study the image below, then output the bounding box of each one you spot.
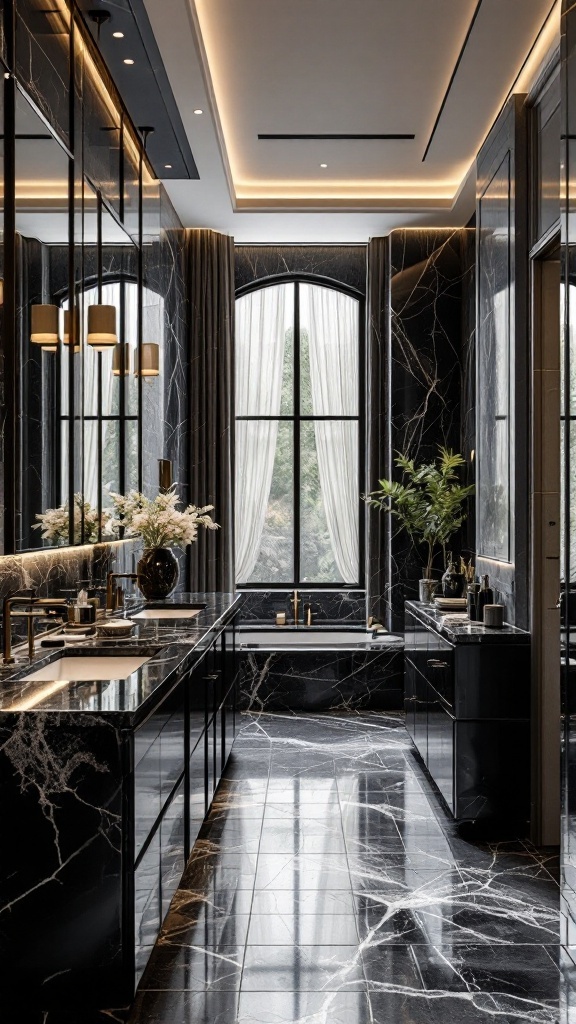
[258,134,416,141]
[422,0,484,162]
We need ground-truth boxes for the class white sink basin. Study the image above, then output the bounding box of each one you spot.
[131,609,201,620]
[22,654,152,683]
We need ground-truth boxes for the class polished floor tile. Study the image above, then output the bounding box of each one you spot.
[240,944,365,991]
[246,913,360,945]
[237,989,372,1023]
[129,711,562,1024]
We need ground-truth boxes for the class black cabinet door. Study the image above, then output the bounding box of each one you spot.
[413,667,428,762]
[404,658,417,741]
[426,687,454,812]
[134,680,185,860]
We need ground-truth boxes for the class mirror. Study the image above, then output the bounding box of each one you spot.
[80,182,140,542]
[15,87,71,550]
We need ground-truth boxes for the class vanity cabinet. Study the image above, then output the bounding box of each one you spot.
[133,627,238,984]
[0,599,242,1014]
[404,602,530,827]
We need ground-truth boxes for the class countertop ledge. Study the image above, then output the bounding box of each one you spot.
[406,600,530,644]
[0,592,244,721]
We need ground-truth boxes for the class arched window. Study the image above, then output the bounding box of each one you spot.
[235,276,363,586]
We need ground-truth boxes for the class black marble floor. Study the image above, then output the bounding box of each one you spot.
[128,712,565,1024]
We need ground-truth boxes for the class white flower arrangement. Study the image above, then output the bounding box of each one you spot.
[33,493,111,545]
[108,487,219,548]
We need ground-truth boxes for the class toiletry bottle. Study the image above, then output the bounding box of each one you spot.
[476,575,494,621]
[467,582,480,620]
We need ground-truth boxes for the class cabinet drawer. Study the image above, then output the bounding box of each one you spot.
[134,689,185,860]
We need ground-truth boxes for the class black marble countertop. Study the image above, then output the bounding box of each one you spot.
[406,600,530,645]
[0,593,243,722]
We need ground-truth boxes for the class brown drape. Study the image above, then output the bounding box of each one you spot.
[187,229,235,593]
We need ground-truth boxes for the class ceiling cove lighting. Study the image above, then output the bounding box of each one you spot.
[31,304,60,351]
[134,343,159,377]
[87,304,118,351]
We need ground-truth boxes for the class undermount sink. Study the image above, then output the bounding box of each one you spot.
[22,654,153,683]
[131,608,202,620]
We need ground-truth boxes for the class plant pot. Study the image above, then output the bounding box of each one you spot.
[137,547,179,600]
[419,578,437,604]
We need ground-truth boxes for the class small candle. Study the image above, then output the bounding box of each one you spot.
[276,611,286,626]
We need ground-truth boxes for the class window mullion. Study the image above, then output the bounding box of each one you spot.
[294,282,301,587]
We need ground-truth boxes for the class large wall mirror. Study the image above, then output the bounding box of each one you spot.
[2,6,169,556]
[15,87,71,551]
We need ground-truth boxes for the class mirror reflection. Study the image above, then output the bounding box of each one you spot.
[15,87,70,551]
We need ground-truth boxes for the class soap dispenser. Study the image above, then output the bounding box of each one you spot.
[68,589,96,625]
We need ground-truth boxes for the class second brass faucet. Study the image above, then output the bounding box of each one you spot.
[290,589,300,625]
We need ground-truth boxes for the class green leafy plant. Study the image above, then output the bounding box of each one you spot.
[365,447,474,580]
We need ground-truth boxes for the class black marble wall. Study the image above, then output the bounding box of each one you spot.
[367,229,472,631]
[237,589,366,626]
[235,245,367,295]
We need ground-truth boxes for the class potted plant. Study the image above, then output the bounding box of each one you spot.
[33,493,111,545]
[109,487,219,600]
[365,447,474,604]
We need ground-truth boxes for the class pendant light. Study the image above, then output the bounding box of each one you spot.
[63,308,80,353]
[31,304,60,351]
[112,342,130,376]
[87,303,118,351]
[134,342,159,377]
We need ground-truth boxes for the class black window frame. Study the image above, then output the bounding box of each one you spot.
[234,272,365,589]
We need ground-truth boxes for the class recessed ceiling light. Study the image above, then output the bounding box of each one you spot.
[165,164,172,169]
[123,58,134,65]
[320,163,328,168]
[113,31,124,38]
[193,108,203,115]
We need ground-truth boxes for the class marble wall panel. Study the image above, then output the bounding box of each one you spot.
[239,648,403,712]
[237,589,366,625]
[368,229,470,631]
[235,245,367,294]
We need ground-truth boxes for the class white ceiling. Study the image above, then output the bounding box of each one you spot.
[143,0,559,242]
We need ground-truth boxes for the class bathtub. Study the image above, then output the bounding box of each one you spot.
[237,629,403,649]
[236,627,404,712]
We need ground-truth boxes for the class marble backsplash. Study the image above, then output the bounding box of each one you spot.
[237,590,367,626]
[0,539,143,647]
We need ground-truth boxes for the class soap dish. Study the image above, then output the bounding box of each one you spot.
[96,619,135,639]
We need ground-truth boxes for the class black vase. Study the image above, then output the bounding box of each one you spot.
[441,566,465,599]
[137,547,179,600]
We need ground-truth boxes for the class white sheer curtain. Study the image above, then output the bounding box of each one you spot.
[235,284,288,582]
[304,283,359,583]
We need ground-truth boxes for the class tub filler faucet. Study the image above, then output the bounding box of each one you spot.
[291,589,300,626]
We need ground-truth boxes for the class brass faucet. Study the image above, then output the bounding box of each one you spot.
[106,572,140,612]
[3,595,68,665]
[305,602,313,627]
[290,589,300,626]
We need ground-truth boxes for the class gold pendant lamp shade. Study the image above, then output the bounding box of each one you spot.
[87,304,118,351]
[112,342,130,376]
[134,342,159,377]
[63,308,80,353]
[30,303,60,351]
